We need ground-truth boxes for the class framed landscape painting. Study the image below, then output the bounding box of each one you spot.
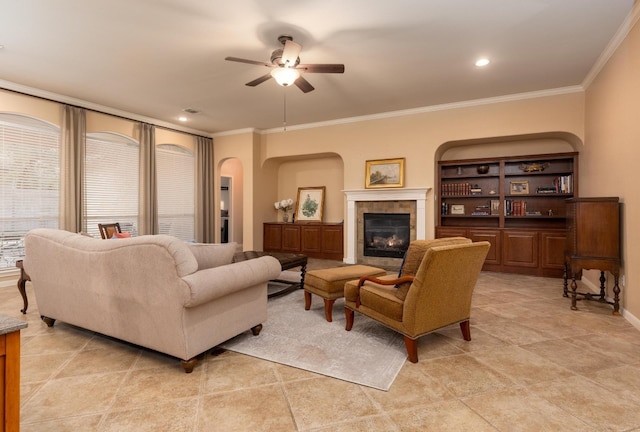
[365,158,405,188]
[295,186,325,222]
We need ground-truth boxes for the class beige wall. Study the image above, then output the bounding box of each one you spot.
[275,155,344,223]
[584,15,640,321]
[249,92,584,250]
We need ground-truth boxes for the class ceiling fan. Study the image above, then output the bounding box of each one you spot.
[225,35,345,93]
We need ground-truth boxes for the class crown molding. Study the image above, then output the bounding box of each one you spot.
[0,79,211,137]
[260,86,584,135]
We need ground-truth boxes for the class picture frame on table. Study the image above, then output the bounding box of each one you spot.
[295,186,326,222]
[510,180,529,195]
[365,158,405,189]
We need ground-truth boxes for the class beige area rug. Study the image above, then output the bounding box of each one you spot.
[220,279,407,391]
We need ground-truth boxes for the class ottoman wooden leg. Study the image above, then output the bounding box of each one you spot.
[304,290,312,310]
[323,299,335,322]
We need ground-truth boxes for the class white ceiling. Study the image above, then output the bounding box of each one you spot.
[0,0,634,135]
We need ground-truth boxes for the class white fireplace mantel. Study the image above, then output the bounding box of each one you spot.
[343,187,430,264]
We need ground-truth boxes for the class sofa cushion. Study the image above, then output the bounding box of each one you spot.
[187,242,237,270]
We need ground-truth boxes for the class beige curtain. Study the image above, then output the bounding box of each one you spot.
[59,105,86,232]
[138,123,158,235]
[195,136,215,243]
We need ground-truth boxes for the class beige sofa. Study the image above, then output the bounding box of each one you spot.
[24,228,281,372]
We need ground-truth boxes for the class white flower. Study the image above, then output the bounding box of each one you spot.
[274,198,293,212]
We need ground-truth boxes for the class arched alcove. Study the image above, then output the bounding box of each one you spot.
[436,131,583,162]
[263,152,344,223]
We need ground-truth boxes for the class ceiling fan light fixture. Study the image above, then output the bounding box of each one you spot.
[271,67,300,86]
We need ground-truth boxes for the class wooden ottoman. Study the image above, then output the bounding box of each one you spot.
[304,265,387,322]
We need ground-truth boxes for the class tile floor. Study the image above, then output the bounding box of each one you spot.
[2,265,640,431]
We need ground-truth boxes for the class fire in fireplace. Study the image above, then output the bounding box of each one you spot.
[363,213,410,258]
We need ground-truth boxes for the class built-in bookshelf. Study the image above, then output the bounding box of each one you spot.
[436,152,578,277]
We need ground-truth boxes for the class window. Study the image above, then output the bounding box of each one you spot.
[0,114,59,270]
[156,144,194,241]
[84,132,139,238]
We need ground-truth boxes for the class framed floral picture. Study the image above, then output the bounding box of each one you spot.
[365,158,405,188]
[295,186,325,222]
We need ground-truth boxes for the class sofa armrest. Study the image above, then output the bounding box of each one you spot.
[181,255,281,307]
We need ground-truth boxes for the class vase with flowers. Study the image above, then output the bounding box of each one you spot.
[274,198,294,223]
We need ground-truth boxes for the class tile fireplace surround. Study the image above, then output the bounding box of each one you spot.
[344,188,430,266]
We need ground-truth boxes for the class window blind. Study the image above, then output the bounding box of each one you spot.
[0,114,59,270]
[84,132,139,238]
[156,144,195,241]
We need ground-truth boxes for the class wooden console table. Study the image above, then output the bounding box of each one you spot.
[563,197,621,314]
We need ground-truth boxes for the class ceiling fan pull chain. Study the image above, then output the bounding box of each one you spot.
[283,89,287,131]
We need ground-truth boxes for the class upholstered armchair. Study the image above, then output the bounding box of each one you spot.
[344,239,490,363]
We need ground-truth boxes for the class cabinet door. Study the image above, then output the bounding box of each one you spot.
[321,225,344,260]
[503,230,539,268]
[540,231,566,270]
[263,224,282,251]
[435,227,468,238]
[281,225,301,252]
[468,229,501,265]
[301,225,322,254]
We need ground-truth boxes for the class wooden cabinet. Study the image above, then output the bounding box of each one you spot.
[564,197,621,313]
[1,316,27,432]
[263,223,344,260]
[436,152,577,277]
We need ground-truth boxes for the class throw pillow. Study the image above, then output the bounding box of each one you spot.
[112,232,131,239]
[187,242,237,270]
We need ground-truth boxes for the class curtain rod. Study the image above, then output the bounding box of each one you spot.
[1,86,212,140]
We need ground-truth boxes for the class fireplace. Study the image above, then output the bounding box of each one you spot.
[364,213,410,258]
[343,188,429,265]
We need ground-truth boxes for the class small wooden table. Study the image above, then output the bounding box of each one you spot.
[233,251,308,298]
[16,260,30,314]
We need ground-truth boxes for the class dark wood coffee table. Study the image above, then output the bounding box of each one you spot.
[233,251,308,298]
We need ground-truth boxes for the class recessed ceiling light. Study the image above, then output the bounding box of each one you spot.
[475,58,490,67]
[178,116,188,122]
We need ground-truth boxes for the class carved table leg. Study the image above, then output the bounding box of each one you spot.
[17,274,28,314]
[16,260,29,314]
[563,263,569,297]
[599,271,607,301]
[570,275,579,311]
[299,262,307,289]
[612,274,621,316]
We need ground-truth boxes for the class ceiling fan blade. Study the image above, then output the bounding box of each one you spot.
[294,76,315,93]
[225,56,272,68]
[297,64,345,73]
[281,40,302,66]
[246,73,273,87]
